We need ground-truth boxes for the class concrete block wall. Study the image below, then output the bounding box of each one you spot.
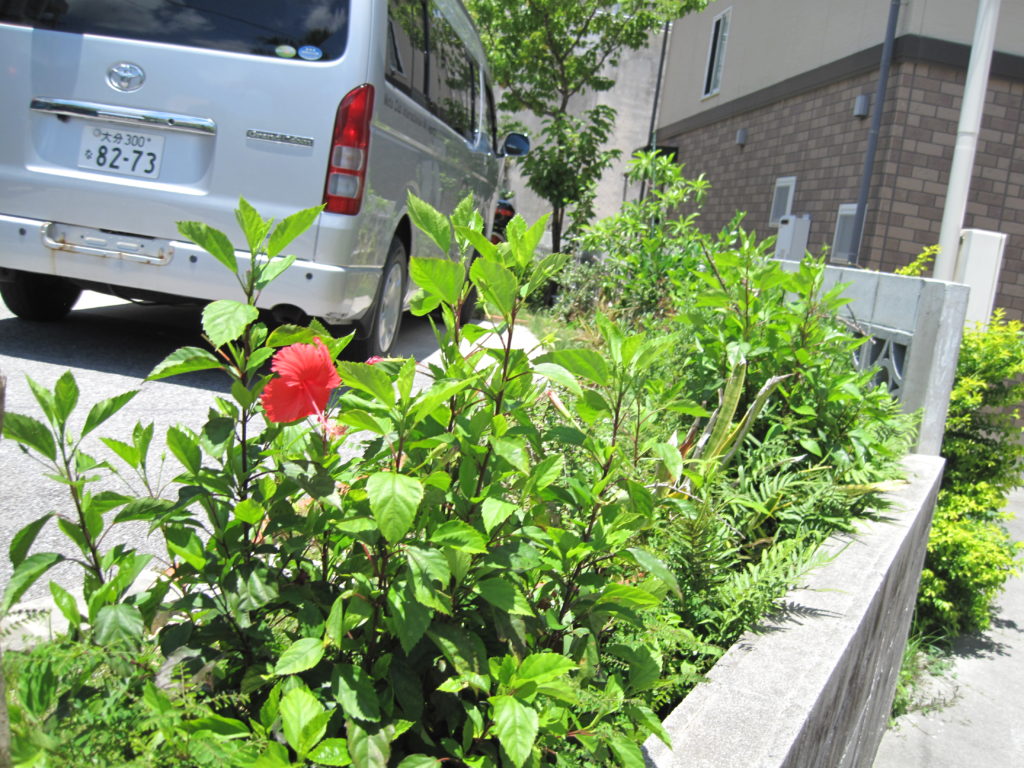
[644,454,944,768]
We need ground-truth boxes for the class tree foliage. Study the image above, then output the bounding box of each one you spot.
[467,0,707,252]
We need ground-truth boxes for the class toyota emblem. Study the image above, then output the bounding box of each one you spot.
[107,62,145,92]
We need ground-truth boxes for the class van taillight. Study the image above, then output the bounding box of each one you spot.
[324,84,374,215]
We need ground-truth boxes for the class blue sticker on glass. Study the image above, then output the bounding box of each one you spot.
[297,45,323,61]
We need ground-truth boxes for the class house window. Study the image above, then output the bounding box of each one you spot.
[832,203,861,263]
[703,8,731,97]
[769,176,796,227]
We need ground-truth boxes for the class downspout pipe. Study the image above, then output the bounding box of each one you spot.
[934,0,1002,281]
[848,0,901,265]
[639,20,673,201]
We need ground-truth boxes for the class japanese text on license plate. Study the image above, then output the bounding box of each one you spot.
[77,125,165,179]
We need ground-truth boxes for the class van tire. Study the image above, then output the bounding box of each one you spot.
[352,237,407,359]
[0,273,81,321]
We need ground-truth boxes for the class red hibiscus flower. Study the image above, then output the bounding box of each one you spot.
[260,338,342,423]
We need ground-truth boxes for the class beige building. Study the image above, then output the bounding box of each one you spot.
[656,0,1024,320]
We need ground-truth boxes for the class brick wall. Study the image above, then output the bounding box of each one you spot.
[660,60,1024,321]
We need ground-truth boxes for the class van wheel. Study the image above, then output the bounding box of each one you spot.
[352,237,407,359]
[0,273,81,321]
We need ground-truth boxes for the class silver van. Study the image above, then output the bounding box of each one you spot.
[0,0,526,356]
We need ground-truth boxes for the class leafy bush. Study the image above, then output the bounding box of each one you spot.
[2,190,915,766]
[915,311,1024,638]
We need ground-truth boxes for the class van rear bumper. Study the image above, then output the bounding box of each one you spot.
[0,214,379,323]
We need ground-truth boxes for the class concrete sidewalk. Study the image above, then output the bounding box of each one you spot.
[872,486,1024,767]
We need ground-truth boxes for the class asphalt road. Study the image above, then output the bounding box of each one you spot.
[0,291,439,603]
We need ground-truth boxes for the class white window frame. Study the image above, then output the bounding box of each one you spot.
[702,7,731,98]
[769,176,796,227]
[832,203,861,263]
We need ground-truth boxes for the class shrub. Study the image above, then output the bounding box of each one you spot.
[915,311,1024,638]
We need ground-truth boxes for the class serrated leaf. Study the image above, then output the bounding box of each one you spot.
[409,257,465,307]
[280,687,326,759]
[332,663,381,722]
[52,370,79,423]
[475,577,533,616]
[81,389,138,439]
[338,361,395,407]
[235,197,273,255]
[407,192,451,254]
[178,220,238,274]
[513,653,577,687]
[490,436,530,474]
[481,496,518,534]
[49,581,81,628]
[9,514,53,568]
[430,520,487,553]
[347,720,390,768]
[147,347,222,381]
[1,552,63,616]
[489,695,538,768]
[626,547,682,598]
[367,472,423,544]
[166,426,201,473]
[470,258,517,318]
[385,586,433,654]
[234,498,264,525]
[266,204,322,258]
[93,603,144,644]
[256,253,297,291]
[3,412,56,460]
[274,637,325,676]
[607,732,646,768]
[202,300,259,348]
[532,362,583,397]
[396,756,441,768]
[325,595,346,648]
[538,349,609,387]
[310,738,352,766]
[411,378,472,425]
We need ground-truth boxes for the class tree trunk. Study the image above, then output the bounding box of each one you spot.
[551,205,564,255]
[0,372,11,768]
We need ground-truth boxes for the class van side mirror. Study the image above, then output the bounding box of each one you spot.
[501,132,530,157]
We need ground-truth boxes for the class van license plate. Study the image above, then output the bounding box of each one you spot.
[77,126,165,179]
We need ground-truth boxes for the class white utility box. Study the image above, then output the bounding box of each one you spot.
[954,228,1006,326]
[774,214,811,261]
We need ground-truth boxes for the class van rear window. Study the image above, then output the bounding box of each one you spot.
[1,0,351,61]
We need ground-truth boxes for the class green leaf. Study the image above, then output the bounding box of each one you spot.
[49,581,81,628]
[234,498,265,525]
[332,663,381,722]
[410,378,472,426]
[489,695,538,768]
[526,455,563,493]
[430,520,487,553]
[490,436,530,474]
[3,412,56,460]
[165,528,207,571]
[475,578,533,616]
[257,253,298,291]
[385,585,433,654]
[513,653,577,687]
[280,687,328,759]
[347,720,391,768]
[406,546,452,614]
[650,442,683,484]
[310,738,352,766]
[147,346,222,381]
[274,637,325,676]
[1,552,63,616]
[538,348,609,387]
[507,213,549,270]
[407,192,451,254]
[481,497,518,534]
[235,197,273,255]
[409,256,465,307]
[253,741,293,768]
[93,603,144,644]
[470,258,517,319]
[166,426,201,473]
[325,595,346,648]
[338,361,395,407]
[607,732,646,768]
[18,658,56,719]
[178,220,238,274]
[52,370,79,423]
[203,300,260,349]
[267,204,322,258]
[367,472,423,544]
[396,756,441,768]
[532,362,583,397]
[337,409,389,435]
[9,514,54,568]
[626,547,682,598]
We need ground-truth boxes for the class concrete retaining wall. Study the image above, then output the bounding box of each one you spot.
[644,453,944,768]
